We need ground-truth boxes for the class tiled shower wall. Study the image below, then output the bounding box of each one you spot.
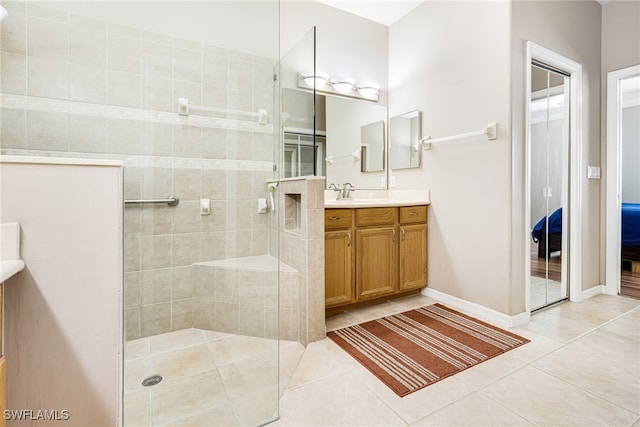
[0,2,277,340]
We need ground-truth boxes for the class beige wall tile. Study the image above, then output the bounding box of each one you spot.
[27,16,68,60]
[27,109,69,151]
[238,304,265,337]
[140,235,173,270]
[70,25,106,67]
[227,129,252,160]
[123,206,141,238]
[1,11,26,54]
[108,70,141,108]
[200,231,226,261]
[1,107,26,149]
[202,85,227,110]
[142,122,173,156]
[1,52,26,94]
[124,236,141,272]
[27,4,67,22]
[70,64,107,104]
[123,167,143,200]
[108,33,141,73]
[141,41,172,79]
[69,114,108,153]
[173,167,202,200]
[28,57,69,99]
[141,166,173,200]
[140,302,171,337]
[107,118,143,154]
[142,75,173,112]
[201,127,228,159]
[171,299,193,331]
[202,169,229,201]
[203,53,229,87]
[200,201,227,232]
[173,47,202,83]
[172,37,201,52]
[251,229,269,255]
[140,268,172,305]
[228,170,253,200]
[124,272,141,308]
[252,62,273,94]
[172,200,201,234]
[172,266,195,300]
[173,124,202,158]
[172,233,201,266]
[192,299,216,330]
[69,13,106,31]
[215,301,239,334]
[140,205,173,236]
[125,307,141,340]
[193,266,216,300]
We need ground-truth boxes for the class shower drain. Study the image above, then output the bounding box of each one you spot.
[142,375,163,387]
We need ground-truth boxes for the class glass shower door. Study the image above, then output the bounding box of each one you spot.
[529,63,570,311]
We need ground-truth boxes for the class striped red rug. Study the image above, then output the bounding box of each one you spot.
[327,304,530,397]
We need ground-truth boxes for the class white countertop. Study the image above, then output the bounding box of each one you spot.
[1,259,25,282]
[324,199,430,208]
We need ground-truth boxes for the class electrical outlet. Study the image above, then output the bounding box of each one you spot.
[390,176,396,188]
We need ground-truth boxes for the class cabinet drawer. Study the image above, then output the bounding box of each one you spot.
[399,206,427,224]
[356,207,397,227]
[325,209,353,230]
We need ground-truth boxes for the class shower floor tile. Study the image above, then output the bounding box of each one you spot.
[124,328,302,426]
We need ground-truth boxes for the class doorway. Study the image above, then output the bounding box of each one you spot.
[526,42,583,312]
[528,62,571,311]
[605,65,640,298]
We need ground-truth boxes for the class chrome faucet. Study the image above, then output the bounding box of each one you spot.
[341,182,355,200]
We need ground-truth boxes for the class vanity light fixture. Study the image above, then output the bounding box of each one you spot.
[356,83,380,99]
[329,77,356,94]
[297,73,379,102]
[300,72,329,89]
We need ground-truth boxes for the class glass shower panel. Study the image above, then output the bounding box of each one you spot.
[530,64,569,311]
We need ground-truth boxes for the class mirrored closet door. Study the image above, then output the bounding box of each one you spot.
[529,63,570,311]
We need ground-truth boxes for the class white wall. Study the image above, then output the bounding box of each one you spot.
[280,0,388,102]
[0,157,122,427]
[388,1,513,314]
[601,0,640,283]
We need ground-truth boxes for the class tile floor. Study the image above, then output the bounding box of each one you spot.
[123,328,305,426]
[274,293,640,426]
[125,293,640,426]
[530,276,563,310]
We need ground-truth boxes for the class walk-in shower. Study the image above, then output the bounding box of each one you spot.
[0,1,303,425]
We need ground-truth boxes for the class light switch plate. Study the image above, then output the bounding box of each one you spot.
[587,166,601,179]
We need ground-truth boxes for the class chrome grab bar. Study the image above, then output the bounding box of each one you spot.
[124,196,179,207]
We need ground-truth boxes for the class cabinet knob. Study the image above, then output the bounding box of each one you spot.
[328,216,340,221]
[401,227,405,241]
[409,211,419,216]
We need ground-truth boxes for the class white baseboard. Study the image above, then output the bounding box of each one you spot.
[421,288,530,328]
[577,284,605,302]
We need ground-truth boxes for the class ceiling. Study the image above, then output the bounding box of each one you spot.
[314,0,426,26]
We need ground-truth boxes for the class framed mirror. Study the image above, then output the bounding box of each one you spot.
[389,110,422,169]
[360,120,385,172]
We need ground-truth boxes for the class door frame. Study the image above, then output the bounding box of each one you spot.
[605,64,640,295]
[525,42,583,312]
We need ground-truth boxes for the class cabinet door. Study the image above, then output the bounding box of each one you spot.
[399,224,428,291]
[356,227,397,300]
[325,230,354,308]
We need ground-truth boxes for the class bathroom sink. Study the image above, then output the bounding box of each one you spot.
[0,222,25,282]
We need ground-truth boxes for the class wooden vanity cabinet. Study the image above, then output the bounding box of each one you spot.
[398,206,428,291]
[325,205,428,313]
[355,208,397,301]
[324,209,355,307]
